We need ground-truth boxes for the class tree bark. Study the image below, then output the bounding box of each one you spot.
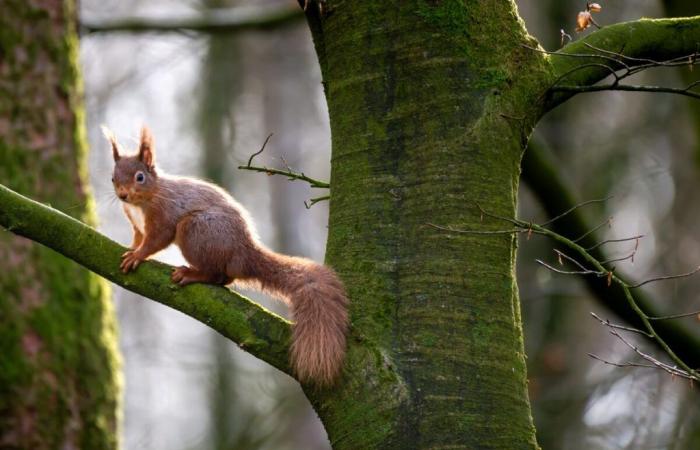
[0,1,120,448]
[303,1,547,448]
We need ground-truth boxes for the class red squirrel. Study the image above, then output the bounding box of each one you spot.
[103,126,348,385]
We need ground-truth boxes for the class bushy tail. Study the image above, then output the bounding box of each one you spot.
[254,252,349,385]
[289,263,348,385]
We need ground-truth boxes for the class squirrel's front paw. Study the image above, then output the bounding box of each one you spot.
[120,250,144,273]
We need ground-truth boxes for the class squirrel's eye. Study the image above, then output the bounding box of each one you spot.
[111,176,115,183]
[135,171,145,184]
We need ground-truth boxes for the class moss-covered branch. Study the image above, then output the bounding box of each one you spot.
[0,183,293,375]
[545,15,700,110]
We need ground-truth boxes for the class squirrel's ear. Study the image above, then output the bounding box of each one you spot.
[138,126,155,171]
[101,125,121,162]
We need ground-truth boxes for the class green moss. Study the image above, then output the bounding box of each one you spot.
[307,1,544,448]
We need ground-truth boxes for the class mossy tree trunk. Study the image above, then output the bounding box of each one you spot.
[302,1,547,448]
[0,1,121,449]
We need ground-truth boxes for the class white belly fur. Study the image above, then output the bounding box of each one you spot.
[123,203,146,234]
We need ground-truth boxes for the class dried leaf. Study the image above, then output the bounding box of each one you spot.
[576,11,592,32]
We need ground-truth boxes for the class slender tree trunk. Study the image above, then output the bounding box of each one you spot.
[0,1,121,449]
[302,1,547,448]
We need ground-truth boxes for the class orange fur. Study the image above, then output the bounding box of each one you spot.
[106,126,348,385]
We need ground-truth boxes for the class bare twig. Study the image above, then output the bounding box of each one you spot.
[426,223,528,236]
[572,216,612,243]
[627,266,700,289]
[609,330,698,380]
[536,259,603,276]
[432,202,700,381]
[304,195,330,209]
[587,235,645,251]
[648,310,700,321]
[239,134,331,189]
[246,133,274,167]
[550,84,700,101]
[523,43,700,101]
[588,325,697,380]
[590,312,652,337]
[540,196,611,227]
[600,252,636,266]
[588,353,658,370]
[553,249,592,272]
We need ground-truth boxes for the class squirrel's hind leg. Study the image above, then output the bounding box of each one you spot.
[171,266,232,286]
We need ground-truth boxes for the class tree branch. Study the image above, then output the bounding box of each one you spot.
[0,183,293,376]
[437,200,700,379]
[521,140,700,368]
[545,15,700,110]
[80,5,303,34]
[551,82,700,100]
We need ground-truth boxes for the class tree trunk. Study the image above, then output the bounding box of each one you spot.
[302,1,547,448]
[0,1,121,449]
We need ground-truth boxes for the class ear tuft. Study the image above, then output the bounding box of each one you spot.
[139,126,155,170]
[101,125,121,161]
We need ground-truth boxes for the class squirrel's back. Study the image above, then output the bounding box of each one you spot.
[156,174,258,236]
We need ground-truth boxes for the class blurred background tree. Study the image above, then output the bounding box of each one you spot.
[0,1,120,449]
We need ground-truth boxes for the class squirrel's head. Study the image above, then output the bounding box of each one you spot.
[102,125,158,206]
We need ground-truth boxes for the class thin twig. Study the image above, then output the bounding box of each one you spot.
[590,312,652,337]
[474,203,523,228]
[246,133,273,167]
[572,216,612,243]
[304,195,330,209]
[551,84,700,100]
[588,353,658,370]
[648,309,700,321]
[553,249,591,272]
[587,235,645,251]
[627,266,700,289]
[536,259,603,276]
[239,134,331,189]
[600,252,635,266]
[525,42,700,101]
[427,223,526,235]
[609,330,697,380]
[432,202,700,381]
[520,44,629,67]
[540,196,611,227]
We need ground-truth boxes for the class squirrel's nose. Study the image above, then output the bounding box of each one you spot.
[118,192,128,201]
